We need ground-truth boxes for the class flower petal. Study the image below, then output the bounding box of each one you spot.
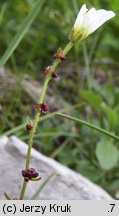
[74,4,88,29]
[69,4,115,42]
[83,9,115,35]
[86,7,96,16]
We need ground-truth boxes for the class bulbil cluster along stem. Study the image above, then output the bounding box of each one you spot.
[19,41,74,199]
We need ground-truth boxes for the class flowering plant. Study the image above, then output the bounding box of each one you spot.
[4,4,115,200]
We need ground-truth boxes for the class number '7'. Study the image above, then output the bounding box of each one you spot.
[110,204,115,212]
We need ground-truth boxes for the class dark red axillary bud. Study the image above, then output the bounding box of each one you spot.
[44,66,51,75]
[51,72,58,78]
[52,53,58,59]
[26,124,33,131]
[22,168,39,182]
[34,103,48,114]
[27,168,36,178]
[24,177,29,182]
[44,66,57,79]
[59,54,65,60]
[29,168,39,178]
[32,172,39,178]
[29,168,36,172]
[22,169,28,177]
[52,47,65,60]
[40,103,48,113]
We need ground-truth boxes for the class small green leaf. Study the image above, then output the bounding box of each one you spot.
[95,139,119,171]
[30,177,41,182]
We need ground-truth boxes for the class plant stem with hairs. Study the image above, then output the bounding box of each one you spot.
[19,41,74,200]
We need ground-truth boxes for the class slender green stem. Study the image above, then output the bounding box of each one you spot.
[19,181,27,200]
[19,41,74,199]
[56,112,119,141]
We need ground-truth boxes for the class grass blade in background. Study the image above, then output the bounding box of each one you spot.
[0,103,84,137]
[56,112,119,141]
[4,193,12,200]
[0,0,46,67]
[31,172,55,200]
[0,2,8,25]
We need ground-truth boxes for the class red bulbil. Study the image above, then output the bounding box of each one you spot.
[52,48,65,60]
[22,169,28,177]
[26,124,33,131]
[21,168,40,182]
[33,103,48,113]
[52,53,58,59]
[24,177,29,182]
[29,168,36,172]
[59,54,65,60]
[44,66,51,75]
[32,172,39,178]
[27,168,36,178]
[39,103,49,114]
[51,72,58,78]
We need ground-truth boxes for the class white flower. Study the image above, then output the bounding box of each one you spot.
[69,4,115,42]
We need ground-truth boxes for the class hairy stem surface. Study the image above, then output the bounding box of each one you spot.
[19,41,74,199]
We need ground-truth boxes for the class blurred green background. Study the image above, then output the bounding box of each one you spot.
[0,0,119,198]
